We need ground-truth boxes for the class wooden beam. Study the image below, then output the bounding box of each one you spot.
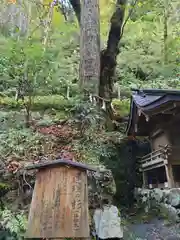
[142,171,148,188]
[141,162,165,172]
[142,158,165,169]
[165,163,175,188]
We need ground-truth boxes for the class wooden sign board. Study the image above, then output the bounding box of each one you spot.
[26,166,89,238]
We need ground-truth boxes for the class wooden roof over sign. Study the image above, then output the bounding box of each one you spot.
[126,89,180,136]
[25,159,97,172]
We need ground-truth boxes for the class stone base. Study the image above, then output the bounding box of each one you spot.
[134,188,180,222]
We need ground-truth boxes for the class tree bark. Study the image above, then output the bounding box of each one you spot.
[163,3,168,64]
[79,0,100,95]
[99,0,127,129]
[70,0,127,128]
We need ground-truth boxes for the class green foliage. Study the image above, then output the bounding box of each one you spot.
[0,183,10,190]
[0,208,27,239]
[112,99,130,116]
[0,128,44,159]
[117,0,180,89]
[0,111,49,160]
[71,102,123,164]
[0,182,10,200]
[0,95,74,112]
[0,0,179,218]
[0,33,79,98]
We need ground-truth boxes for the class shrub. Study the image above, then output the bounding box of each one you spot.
[0,208,27,239]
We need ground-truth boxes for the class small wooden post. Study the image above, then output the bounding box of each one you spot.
[25,159,96,239]
[165,163,175,188]
[142,171,148,188]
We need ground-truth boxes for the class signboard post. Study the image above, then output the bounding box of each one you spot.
[25,159,96,239]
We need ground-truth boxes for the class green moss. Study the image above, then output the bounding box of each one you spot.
[53,111,69,121]
[112,99,130,117]
[35,110,69,126]
[32,95,73,111]
[0,95,74,111]
[0,182,11,198]
[0,183,10,190]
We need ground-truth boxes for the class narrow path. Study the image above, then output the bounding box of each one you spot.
[124,219,180,240]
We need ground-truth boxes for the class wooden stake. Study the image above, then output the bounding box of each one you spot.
[165,163,175,188]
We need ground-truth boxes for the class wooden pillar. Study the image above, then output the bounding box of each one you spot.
[165,163,175,188]
[142,171,148,188]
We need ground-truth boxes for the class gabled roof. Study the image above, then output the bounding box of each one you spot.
[25,159,96,171]
[126,89,180,136]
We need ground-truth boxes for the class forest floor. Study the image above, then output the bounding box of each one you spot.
[124,218,180,240]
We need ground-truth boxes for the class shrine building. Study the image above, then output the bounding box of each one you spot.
[127,89,180,189]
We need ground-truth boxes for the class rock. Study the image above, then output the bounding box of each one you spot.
[88,165,116,208]
[176,209,180,217]
[167,189,180,208]
[88,165,117,236]
[134,188,142,200]
[162,189,171,204]
[160,203,180,222]
[151,188,163,202]
[134,188,150,204]
[134,188,180,221]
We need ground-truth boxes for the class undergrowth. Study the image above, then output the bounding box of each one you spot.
[0,95,74,111]
[0,208,27,239]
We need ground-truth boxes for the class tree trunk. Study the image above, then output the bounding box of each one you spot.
[163,6,168,64]
[99,0,127,129]
[42,0,56,47]
[71,0,128,128]
[0,1,28,37]
[80,0,100,95]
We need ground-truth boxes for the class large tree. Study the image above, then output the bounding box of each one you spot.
[79,0,100,95]
[70,0,137,128]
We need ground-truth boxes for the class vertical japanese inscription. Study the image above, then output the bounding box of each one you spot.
[60,207,66,230]
[72,171,82,231]
[54,186,61,230]
[41,202,53,236]
[61,168,68,193]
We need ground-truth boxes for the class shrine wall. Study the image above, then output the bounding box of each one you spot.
[167,124,180,162]
[150,130,170,151]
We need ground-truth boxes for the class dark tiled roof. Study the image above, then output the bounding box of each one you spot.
[133,94,180,112]
[132,89,180,95]
[133,93,162,107]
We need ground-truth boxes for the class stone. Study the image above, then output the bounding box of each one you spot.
[134,188,150,204]
[176,209,180,217]
[134,188,180,221]
[134,188,142,199]
[167,189,180,208]
[160,203,179,222]
[88,165,116,208]
[151,188,163,202]
[88,165,117,236]
[93,205,123,239]
[162,189,171,204]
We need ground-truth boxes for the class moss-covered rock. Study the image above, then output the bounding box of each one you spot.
[88,165,116,208]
